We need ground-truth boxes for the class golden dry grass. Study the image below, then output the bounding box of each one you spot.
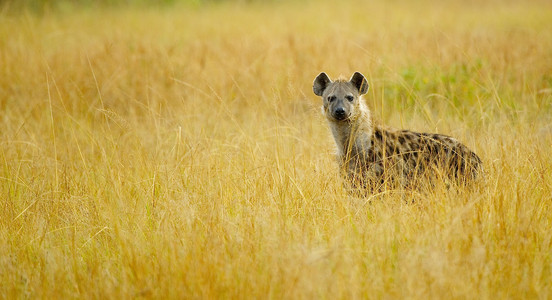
[1,0,552,298]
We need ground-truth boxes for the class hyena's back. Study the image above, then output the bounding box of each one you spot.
[367,127,483,184]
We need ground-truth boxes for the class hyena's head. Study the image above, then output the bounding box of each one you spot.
[313,72,369,122]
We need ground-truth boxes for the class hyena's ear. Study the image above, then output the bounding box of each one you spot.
[313,72,332,96]
[350,72,369,95]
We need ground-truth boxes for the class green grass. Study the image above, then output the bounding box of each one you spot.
[1,0,552,298]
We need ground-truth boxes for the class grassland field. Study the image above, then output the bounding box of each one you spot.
[1,0,552,298]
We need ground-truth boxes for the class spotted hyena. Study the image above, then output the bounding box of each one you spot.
[313,71,482,192]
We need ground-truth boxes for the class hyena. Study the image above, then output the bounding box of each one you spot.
[313,71,482,192]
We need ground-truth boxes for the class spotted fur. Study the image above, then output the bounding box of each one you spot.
[313,72,483,192]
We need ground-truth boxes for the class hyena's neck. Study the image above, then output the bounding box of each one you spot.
[328,101,373,158]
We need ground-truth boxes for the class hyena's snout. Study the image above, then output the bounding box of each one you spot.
[331,102,349,121]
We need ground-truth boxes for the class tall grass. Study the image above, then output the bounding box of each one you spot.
[1,0,552,298]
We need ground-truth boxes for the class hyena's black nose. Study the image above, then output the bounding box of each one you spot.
[334,107,346,119]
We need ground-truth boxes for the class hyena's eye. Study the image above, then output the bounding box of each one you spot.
[328,96,336,102]
[345,95,354,102]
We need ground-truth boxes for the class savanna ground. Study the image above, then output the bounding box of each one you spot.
[1,0,552,298]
